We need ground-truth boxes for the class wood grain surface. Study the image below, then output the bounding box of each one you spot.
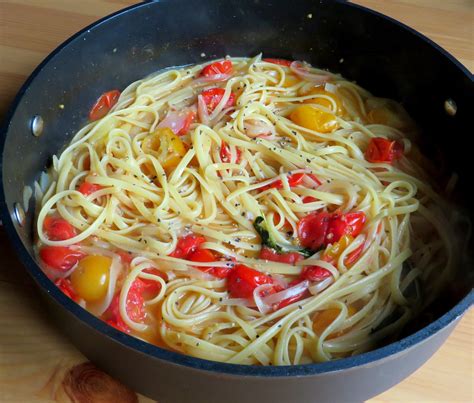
[0,1,472,402]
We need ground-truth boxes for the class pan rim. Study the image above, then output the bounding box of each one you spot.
[0,0,472,378]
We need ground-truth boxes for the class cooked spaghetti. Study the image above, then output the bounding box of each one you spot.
[34,55,455,365]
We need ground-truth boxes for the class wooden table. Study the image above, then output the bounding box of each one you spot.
[0,1,472,402]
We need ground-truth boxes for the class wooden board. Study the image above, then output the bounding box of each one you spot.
[0,1,472,402]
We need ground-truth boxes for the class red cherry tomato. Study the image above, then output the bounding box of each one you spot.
[344,244,364,266]
[188,249,232,278]
[106,317,129,333]
[259,247,303,265]
[43,216,76,241]
[300,265,331,282]
[140,268,165,295]
[272,212,291,229]
[201,60,233,76]
[106,272,163,332]
[116,250,134,264]
[302,196,318,203]
[40,246,84,271]
[170,234,206,259]
[208,266,233,278]
[201,88,236,113]
[365,137,404,163]
[297,212,332,250]
[263,58,292,67]
[54,278,78,301]
[227,264,273,298]
[78,181,103,196]
[259,172,306,191]
[307,174,322,186]
[89,90,121,121]
[220,142,242,163]
[178,109,197,135]
[188,249,216,263]
[273,280,311,310]
[325,212,366,244]
[298,211,366,250]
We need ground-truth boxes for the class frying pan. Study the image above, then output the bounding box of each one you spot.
[0,1,473,402]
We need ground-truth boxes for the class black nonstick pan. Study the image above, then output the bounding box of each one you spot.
[0,1,473,402]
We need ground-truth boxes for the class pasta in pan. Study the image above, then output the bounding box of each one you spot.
[35,55,455,365]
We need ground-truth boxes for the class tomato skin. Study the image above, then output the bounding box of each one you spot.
[326,212,366,244]
[208,266,232,279]
[188,249,232,278]
[259,172,305,191]
[365,137,404,163]
[307,174,322,186]
[89,90,120,121]
[273,280,311,310]
[201,88,235,113]
[345,244,364,266]
[116,250,133,264]
[263,58,292,67]
[201,60,233,76]
[40,246,84,272]
[220,142,242,163]
[170,234,206,259]
[188,249,216,263]
[302,196,318,203]
[106,295,131,333]
[78,182,103,196]
[227,264,273,298]
[106,317,129,333]
[54,278,78,301]
[272,212,291,229]
[259,247,303,265]
[300,265,331,282]
[177,110,196,135]
[138,268,164,296]
[297,212,332,250]
[43,216,76,241]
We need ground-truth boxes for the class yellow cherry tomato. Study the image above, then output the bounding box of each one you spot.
[312,306,357,338]
[283,74,300,88]
[290,105,339,133]
[324,235,354,261]
[71,255,111,302]
[303,86,344,115]
[142,127,186,171]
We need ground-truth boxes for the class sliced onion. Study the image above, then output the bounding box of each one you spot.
[197,94,210,126]
[308,277,333,295]
[272,274,289,289]
[290,61,331,84]
[186,265,216,280]
[324,82,338,93]
[90,237,113,250]
[23,185,33,213]
[158,106,196,135]
[45,260,79,281]
[253,284,275,314]
[261,280,309,306]
[194,73,232,84]
[244,119,276,139]
[39,171,51,192]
